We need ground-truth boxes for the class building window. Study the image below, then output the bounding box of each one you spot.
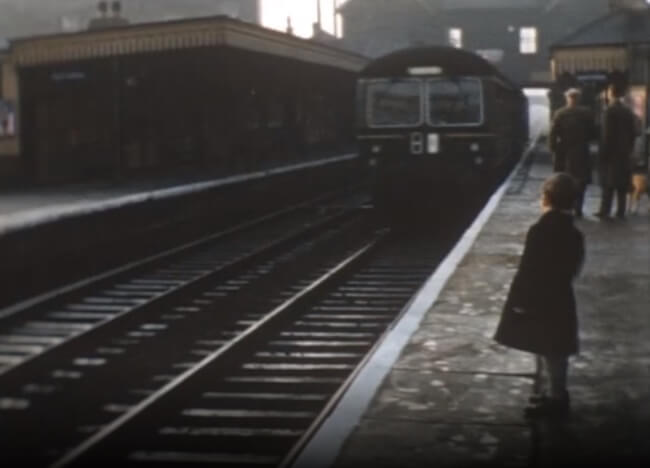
[335,13,344,39]
[448,28,463,48]
[519,27,538,54]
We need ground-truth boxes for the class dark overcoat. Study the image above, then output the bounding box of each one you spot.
[494,210,585,356]
[598,101,638,189]
[549,105,595,185]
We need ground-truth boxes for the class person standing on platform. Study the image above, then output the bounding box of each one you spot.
[494,173,585,418]
[549,88,595,218]
[595,83,638,219]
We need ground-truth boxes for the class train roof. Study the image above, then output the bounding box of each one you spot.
[361,46,521,92]
[6,15,368,72]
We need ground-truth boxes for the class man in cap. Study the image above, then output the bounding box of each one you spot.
[549,88,596,218]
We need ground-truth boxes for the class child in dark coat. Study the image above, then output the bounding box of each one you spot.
[494,173,585,418]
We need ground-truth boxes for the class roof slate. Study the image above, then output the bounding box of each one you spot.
[553,10,650,48]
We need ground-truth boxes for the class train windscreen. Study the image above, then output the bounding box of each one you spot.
[427,78,483,126]
[365,79,422,127]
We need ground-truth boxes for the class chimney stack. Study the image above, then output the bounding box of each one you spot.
[316,0,322,30]
[89,0,129,30]
[333,0,339,38]
[111,1,122,17]
[98,1,108,17]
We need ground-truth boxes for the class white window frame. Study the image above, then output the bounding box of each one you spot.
[448,28,463,49]
[519,27,538,54]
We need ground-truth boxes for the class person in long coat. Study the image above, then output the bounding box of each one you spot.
[494,173,585,418]
[595,83,639,219]
[549,88,596,217]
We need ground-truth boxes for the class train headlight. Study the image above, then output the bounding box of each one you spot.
[470,143,480,152]
[474,156,485,166]
[371,145,382,154]
[369,158,378,167]
[427,133,440,154]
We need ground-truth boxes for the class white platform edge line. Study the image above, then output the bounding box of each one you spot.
[0,153,357,236]
[291,144,537,468]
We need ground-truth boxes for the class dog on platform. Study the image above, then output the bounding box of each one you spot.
[628,172,648,214]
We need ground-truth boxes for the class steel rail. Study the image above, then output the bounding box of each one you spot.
[0,189,354,322]
[49,234,387,468]
[0,201,365,377]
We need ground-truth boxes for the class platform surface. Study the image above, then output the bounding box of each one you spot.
[0,154,356,236]
[295,150,650,468]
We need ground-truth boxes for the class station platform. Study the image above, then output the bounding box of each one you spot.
[0,153,362,310]
[295,149,650,467]
[0,154,357,237]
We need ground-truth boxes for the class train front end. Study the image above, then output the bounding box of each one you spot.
[358,69,501,213]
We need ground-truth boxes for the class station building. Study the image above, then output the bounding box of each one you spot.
[338,0,618,87]
[0,14,366,185]
[550,1,650,130]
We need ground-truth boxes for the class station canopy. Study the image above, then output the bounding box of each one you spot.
[551,8,650,77]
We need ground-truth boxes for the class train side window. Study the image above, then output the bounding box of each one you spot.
[356,82,367,127]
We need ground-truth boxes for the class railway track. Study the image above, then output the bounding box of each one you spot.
[0,193,372,465]
[0,188,473,467]
[0,192,364,371]
[0,224,458,468]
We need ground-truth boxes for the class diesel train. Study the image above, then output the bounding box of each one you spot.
[356,46,529,216]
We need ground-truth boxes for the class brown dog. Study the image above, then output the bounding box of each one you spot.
[628,173,648,214]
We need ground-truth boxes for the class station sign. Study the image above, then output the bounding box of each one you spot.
[51,71,87,82]
[575,72,608,83]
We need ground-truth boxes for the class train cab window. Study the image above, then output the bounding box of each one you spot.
[365,79,422,127]
[427,78,482,126]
